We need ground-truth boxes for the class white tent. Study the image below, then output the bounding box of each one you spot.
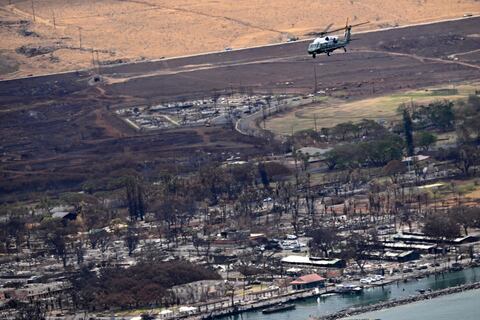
[178,306,197,313]
[158,309,174,319]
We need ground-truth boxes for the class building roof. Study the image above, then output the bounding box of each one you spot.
[281,255,343,266]
[52,211,71,219]
[382,242,437,250]
[453,235,477,243]
[402,155,430,162]
[393,233,437,242]
[51,205,74,213]
[383,250,416,258]
[291,273,325,285]
[297,147,332,156]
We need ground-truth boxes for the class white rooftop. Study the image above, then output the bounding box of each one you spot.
[281,255,342,266]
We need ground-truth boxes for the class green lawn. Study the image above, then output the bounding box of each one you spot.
[266,83,479,135]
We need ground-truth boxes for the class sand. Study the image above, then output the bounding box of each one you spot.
[0,0,479,79]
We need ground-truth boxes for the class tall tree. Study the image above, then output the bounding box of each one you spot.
[125,177,146,221]
[341,232,371,274]
[403,108,414,156]
[450,206,480,235]
[423,213,460,239]
[414,131,437,152]
[258,162,270,189]
[454,145,480,177]
[43,221,70,268]
[308,227,338,257]
[125,225,139,256]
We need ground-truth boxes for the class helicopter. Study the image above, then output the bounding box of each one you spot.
[307,19,369,58]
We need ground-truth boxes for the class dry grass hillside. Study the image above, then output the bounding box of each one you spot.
[0,0,478,79]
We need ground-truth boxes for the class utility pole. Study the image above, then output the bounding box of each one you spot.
[313,63,318,95]
[96,50,101,75]
[77,26,82,49]
[31,0,36,22]
[91,49,96,69]
[52,9,56,29]
[263,105,267,129]
[314,113,318,132]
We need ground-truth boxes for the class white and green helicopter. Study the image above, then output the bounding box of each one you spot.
[307,20,368,58]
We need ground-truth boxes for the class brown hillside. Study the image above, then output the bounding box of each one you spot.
[0,0,478,79]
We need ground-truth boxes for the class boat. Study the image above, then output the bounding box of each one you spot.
[262,303,296,314]
[450,263,464,272]
[335,284,363,294]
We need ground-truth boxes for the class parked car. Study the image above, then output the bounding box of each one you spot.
[360,277,373,284]
[373,275,384,281]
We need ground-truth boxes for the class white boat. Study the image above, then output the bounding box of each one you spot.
[335,284,363,294]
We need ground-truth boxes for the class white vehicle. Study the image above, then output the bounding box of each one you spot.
[373,275,384,281]
[360,277,373,284]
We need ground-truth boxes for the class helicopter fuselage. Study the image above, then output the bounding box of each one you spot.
[307,36,348,58]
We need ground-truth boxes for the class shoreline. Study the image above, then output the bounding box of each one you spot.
[205,263,478,318]
[104,264,479,319]
[314,281,480,320]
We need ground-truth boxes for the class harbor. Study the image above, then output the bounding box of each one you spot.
[319,282,480,320]
[215,266,480,320]
[342,287,480,320]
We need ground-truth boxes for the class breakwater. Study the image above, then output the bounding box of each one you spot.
[315,281,480,320]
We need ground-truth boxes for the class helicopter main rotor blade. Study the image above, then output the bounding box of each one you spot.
[321,23,334,35]
[349,21,370,28]
[305,21,368,37]
[319,26,347,35]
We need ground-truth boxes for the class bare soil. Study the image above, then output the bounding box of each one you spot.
[0,0,479,79]
[1,17,479,201]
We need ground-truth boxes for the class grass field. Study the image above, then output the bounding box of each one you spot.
[265,83,480,135]
[0,0,479,79]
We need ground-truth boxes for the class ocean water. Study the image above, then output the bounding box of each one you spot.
[343,288,480,320]
[219,267,480,320]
